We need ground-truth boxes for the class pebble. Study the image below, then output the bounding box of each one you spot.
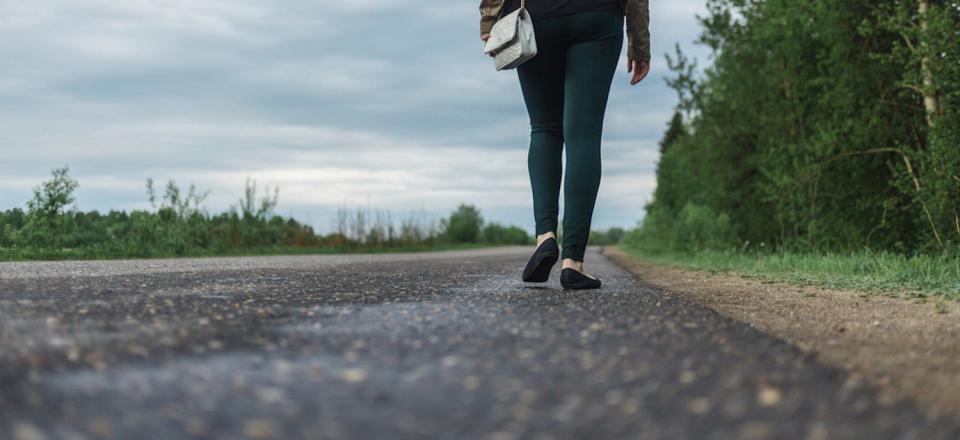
[13,423,46,440]
[340,368,367,383]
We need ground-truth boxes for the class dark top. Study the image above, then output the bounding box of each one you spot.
[502,0,624,20]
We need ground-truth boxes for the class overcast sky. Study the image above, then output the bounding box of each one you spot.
[0,1,709,234]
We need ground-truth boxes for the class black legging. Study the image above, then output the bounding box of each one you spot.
[517,11,623,262]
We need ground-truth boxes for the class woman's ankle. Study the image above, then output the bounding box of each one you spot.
[536,232,556,246]
[561,258,584,271]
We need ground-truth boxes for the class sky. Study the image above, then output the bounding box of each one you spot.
[0,1,710,235]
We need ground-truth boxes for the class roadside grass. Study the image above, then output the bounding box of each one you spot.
[615,245,960,301]
[0,242,518,262]
[1,168,535,262]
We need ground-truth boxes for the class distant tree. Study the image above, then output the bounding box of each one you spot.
[18,167,79,248]
[0,208,26,247]
[606,227,626,244]
[588,227,627,246]
[440,204,484,243]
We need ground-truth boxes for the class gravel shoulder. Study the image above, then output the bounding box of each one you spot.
[604,246,960,416]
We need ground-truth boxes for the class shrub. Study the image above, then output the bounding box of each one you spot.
[482,223,531,245]
[624,203,735,254]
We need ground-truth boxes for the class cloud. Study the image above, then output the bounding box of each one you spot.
[0,1,709,234]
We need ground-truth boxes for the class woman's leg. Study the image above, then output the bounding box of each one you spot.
[517,21,569,239]
[560,12,623,262]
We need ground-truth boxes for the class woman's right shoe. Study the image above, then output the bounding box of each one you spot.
[560,268,602,290]
[522,237,560,283]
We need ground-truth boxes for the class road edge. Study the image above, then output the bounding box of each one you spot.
[602,245,960,418]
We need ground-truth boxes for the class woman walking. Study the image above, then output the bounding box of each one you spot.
[479,0,650,289]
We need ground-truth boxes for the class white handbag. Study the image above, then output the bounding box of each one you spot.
[483,0,538,71]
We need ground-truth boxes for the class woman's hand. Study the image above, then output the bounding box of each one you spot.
[627,59,651,85]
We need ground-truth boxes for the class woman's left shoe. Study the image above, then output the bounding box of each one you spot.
[522,237,560,283]
[560,268,602,290]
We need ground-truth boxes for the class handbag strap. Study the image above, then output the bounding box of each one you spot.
[499,0,527,19]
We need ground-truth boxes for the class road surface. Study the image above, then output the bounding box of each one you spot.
[1,246,957,439]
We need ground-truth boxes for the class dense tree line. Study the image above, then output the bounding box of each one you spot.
[629,0,960,255]
[0,168,531,260]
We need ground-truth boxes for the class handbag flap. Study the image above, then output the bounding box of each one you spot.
[483,8,524,54]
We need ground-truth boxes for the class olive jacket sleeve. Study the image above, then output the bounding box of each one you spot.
[478,0,650,61]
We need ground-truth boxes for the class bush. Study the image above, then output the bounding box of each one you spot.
[588,227,627,246]
[624,203,735,254]
[672,203,735,252]
[482,223,531,245]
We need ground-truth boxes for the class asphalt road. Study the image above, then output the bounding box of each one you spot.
[1,246,957,439]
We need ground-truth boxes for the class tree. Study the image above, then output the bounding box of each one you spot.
[637,0,960,254]
[659,112,687,155]
[18,167,79,248]
[440,204,484,243]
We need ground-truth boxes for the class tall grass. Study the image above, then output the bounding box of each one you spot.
[330,205,441,249]
[618,197,960,299]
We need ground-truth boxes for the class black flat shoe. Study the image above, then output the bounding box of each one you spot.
[560,268,602,290]
[522,237,559,283]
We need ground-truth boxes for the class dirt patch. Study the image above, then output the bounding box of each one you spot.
[603,246,960,417]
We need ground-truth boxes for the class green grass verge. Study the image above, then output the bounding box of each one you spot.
[0,242,522,262]
[616,245,960,301]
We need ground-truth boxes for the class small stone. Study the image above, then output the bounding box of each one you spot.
[184,418,208,436]
[255,386,286,404]
[14,423,46,440]
[519,389,537,404]
[740,422,773,440]
[88,418,112,437]
[758,384,782,407]
[620,398,640,415]
[464,375,481,390]
[340,368,367,383]
[605,390,624,406]
[686,398,711,415]
[679,370,696,384]
[442,356,460,367]
[126,344,149,357]
[487,431,518,440]
[243,419,276,439]
[804,422,829,440]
